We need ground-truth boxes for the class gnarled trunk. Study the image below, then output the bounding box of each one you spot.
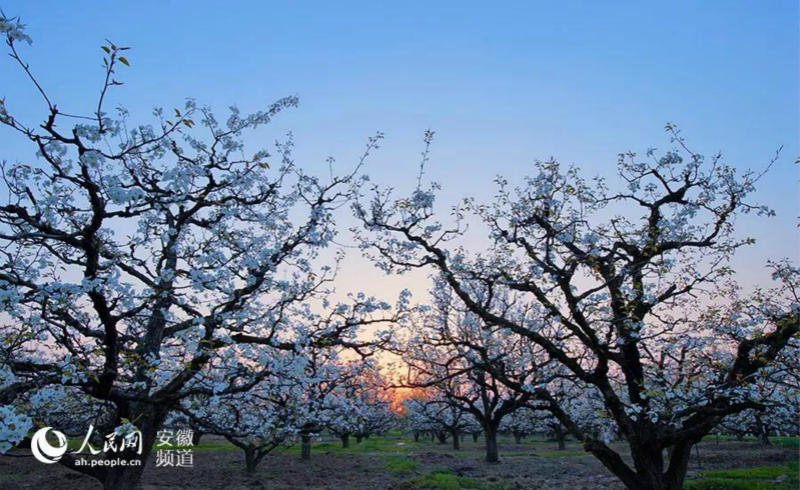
[101,406,168,490]
[340,433,350,448]
[587,439,694,490]
[243,447,263,474]
[451,429,460,450]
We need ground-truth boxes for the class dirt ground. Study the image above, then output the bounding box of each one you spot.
[0,436,796,490]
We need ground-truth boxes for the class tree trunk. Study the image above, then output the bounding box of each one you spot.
[754,414,771,446]
[101,406,167,490]
[661,441,693,490]
[630,444,668,490]
[588,439,694,490]
[192,431,204,446]
[483,424,499,463]
[436,432,447,445]
[355,434,363,444]
[451,429,460,450]
[514,432,522,444]
[341,433,350,448]
[472,432,479,443]
[554,425,566,450]
[244,447,259,474]
[301,434,311,460]
[584,440,641,490]
[413,431,420,442]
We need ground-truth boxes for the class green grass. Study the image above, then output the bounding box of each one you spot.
[192,440,240,452]
[264,435,416,456]
[685,478,792,490]
[534,450,587,458]
[705,464,797,479]
[400,469,512,490]
[771,437,800,449]
[384,455,421,472]
[345,437,414,453]
[703,435,800,449]
[189,432,580,456]
[685,462,799,490]
[306,437,413,453]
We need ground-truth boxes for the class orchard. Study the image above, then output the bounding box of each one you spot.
[0,8,797,490]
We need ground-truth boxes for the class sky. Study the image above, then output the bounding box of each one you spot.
[1,1,798,301]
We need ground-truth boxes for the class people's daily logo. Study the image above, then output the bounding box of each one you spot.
[30,427,68,464]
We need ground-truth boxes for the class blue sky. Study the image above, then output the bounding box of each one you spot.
[1,1,797,295]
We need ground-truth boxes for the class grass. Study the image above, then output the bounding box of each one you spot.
[771,437,800,449]
[400,469,512,490]
[706,464,798,479]
[192,440,240,452]
[684,462,799,490]
[193,435,416,456]
[384,455,421,472]
[185,432,577,456]
[703,435,800,449]
[534,450,587,458]
[282,437,413,454]
[15,431,800,489]
[341,437,414,453]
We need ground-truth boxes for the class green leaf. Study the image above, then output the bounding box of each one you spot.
[118,56,130,66]
[101,45,111,54]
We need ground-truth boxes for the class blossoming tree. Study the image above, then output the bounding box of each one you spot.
[399,278,548,461]
[0,15,395,490]
[354,130,799,490]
